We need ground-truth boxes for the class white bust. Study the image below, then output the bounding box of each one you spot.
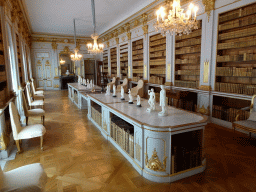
[158,85,168,116]
[120,86,125,100]
[87,79,90,85]
[128,89,133,104]
[113,85,116,96]
[83,78,86,85]
[147,88,156,112]
[90,80,93,88]
[105,85,111,95]
[137,95,141,107]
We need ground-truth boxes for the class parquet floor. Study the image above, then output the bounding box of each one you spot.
[4,90,256,191]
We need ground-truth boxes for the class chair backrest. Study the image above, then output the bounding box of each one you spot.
[9,102,22,140]
[112,77,116,84]
[31,79,36,94]
[122,78,128,86]
[137,80,144,89]
[0,166,4,187]
[25,85,33,105]
[252,95,256,112]
[22,91,29,116]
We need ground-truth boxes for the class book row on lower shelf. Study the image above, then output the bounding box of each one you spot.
[91,106,102,127]
[216,67,256,77]
[212,105,250,122]
[215,82,256,95]
[217,37,256,50]
[111,116,134,158]
[217,52,256,62]
[175,80,199,89]
[149,76,164,85]
[176,46,201,55]
[175,38,201,48]
[219,25,256,40]
[176,56,200,64]
[176,70,200,76]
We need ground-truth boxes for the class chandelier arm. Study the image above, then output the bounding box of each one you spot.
[91,0,96,34]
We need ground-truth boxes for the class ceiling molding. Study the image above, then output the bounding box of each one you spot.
[18,0,32,34]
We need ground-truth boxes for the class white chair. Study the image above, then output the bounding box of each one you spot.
[25,85,44,109]
[0,163,48,192]
[27,81,44,100]
[22,91,45,126]
[117,78,128,93]
[130,79,144,98]
[107,77,116,91]
[31,78,44,91]
[9,102,46,153]
[233,95,256,137]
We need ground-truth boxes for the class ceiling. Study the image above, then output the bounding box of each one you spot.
[23,0,157,37]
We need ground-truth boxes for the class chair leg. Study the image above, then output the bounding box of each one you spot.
[40,136,44,151]
[42,115,45,125]
[15,140,21,154]
[26,116,29,126]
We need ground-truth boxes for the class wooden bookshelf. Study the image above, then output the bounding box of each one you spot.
[0,20,7,102]
[91,101,102,127]
[103,49,108,74]
[16,34,23,85]
[120,43,128,80]
[110,47,117,78]
[149,33,166,85]
[132,39,143,82]
[175,20,202,89]
[216,3,256,96]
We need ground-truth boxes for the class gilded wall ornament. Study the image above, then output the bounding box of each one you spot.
[51,41,58,50]
[106,41,110,48]
[202,0,215,22]
[115,37,119,45]
[199,85,212,91]
[126,32,131,40]
[145,148,167,172]
[198,105,210,115]
[142,25,148,36]
[203,60,209,83]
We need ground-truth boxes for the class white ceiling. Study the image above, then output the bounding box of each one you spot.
[23,0,156,37]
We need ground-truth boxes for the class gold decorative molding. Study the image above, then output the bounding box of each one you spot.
[203,60,209,83]
[135,140,141,162]
[202,0,215,22]
[115,37,119,45]
[0,132,9,151]
[144,64,147,79]
[127,32,131,40]
[198,105,210,115]
[165,82,173,86]
[106,41,110,48]
[142,25,148,36]
[167,63,171,80]
[54,84,60,88]
[142,13,148,25]
[199,85,212,91]
[145,148,167,172]
[51,41,58,50]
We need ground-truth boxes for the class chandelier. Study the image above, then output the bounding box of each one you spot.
[60,59,65,64]
[70,19,83,61]
[154,0,199,36]
[87,0,104,55]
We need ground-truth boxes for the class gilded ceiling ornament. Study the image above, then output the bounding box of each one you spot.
[115,37,119,44]
[126,32,131,40]
[106,41,110,48]
[114,29,118,37]
[125,23,130,32]
[145,148,167,172]
[120,27,125,34]
[51,41,58,50]
[142,13,148,25]
[142,25,148,35]
[202,0,215,22]
[11,5,18,23]
[134,20,139,27]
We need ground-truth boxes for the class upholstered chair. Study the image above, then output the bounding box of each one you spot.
[25,85,44,109]
[107,77,116,91]
[31,78,44,91]
[117,78,128,93]
[22,91,45,126]
[130,79,144,98]
[0,163,47,192]
[233,95,256,137]
[9,102,46,153]
[27,81,44,100]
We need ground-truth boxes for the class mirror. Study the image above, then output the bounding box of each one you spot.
[59,46,75,76]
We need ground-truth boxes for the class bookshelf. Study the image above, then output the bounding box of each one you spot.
[110,113,134,158]
[16,34,23,85]
[91,101,102,127]
[216,3,256,96]
[175,20,202,89]
[212,96,250,122]
[149,33,166,85]
[110,47,117,78]
[103,49,108,74]
[132,39,143,82]
[120,43,128,80]
[0,20,7,102]
[171,130,203,174]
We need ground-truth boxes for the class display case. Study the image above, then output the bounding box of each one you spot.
[132,39,143,82]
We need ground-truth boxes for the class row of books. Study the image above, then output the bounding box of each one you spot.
[120,64,128,67]
[181,75,199,81]
[110,117,134,158]
[149,51,166,58]
[216,67,256,77]
[149,44,166,52]
[212,105,250,122]
[133,69,143,73]
[132,49,143,55]
[120,52,128,57]
[132,54,143,60]
[91,106,102,127]
[150,38,166,46]
[133,39,143,46]
[178,64,200,70]
[219,25,256,40]
[150,68,166,75]
[133,44,143,50]
[150,34,165,41]
[215,82,256,95]
[149,59,165,66]
[110,48,117,53]
[217,53,256,62]
[175,46,201,55]
[111,59,117,62]
[217,38,256,50]
[175,57,200,64]
[120,57,128,62]
[172,146,201,173]
[219,4,256,23]
[175,29,202,41]
[120,49,128,54]
[176,70,200,76]
[176,38,201,48]
[133,61,143,66]
[132,76,143,82]
[149,75,164,84]
[175,80,199,89]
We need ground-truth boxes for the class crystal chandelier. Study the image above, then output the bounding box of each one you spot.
[154,0,199,36]
[70,19,83,61]
[60,59,65,64]
[87,33,104,55]
[87,0,104,55]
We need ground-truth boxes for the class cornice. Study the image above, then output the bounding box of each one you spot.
[18,0,32,34]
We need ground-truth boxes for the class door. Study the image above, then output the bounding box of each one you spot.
[36,57,53,90]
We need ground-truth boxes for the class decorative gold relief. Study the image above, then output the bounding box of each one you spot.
[142,13,148,25]
[144,64,147,79]
[198,105,210,115]
[51,41,58,50]
[54,84,60,88]
[45,60,51,66]
[167,63,171,80]
[106,41,110,48]
[165,82,173,86]
[0,132,8,151]
[202,0,215,22]
[142,25,148,36]
[37,60,42,66]
[134,20,139,27]
[145,148,167,172]
[121,36,126,42]
[115,37,119,45]
[128,66,131,78]
[55,67,58,76]
[127,32,131,40]
[120,27,125,34]
[199,85,212,91]
[203,60,209,83]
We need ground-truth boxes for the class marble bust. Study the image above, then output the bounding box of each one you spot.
[105,85,111,95]
[147,88,156,112]
[128,89,133,104]
[113,85,117,97]
[137,95,141,107]
[158,85,168,116]
[120,86,125,100]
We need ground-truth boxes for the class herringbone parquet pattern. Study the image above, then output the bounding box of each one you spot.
[4,90,256,191]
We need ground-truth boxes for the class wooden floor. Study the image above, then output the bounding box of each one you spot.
[4,90,256,192]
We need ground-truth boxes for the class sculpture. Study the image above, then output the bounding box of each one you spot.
[147,88,156,112]
[66,70,70,75]
[128,89,133,104]
[87,79,90,87]
[158,85,168,116]
[113,85,117,97]
[137,95,141,107]
[90,80,93,88]
[120,86,125,100]
[83,78,86,86]
[105,85,111,95]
